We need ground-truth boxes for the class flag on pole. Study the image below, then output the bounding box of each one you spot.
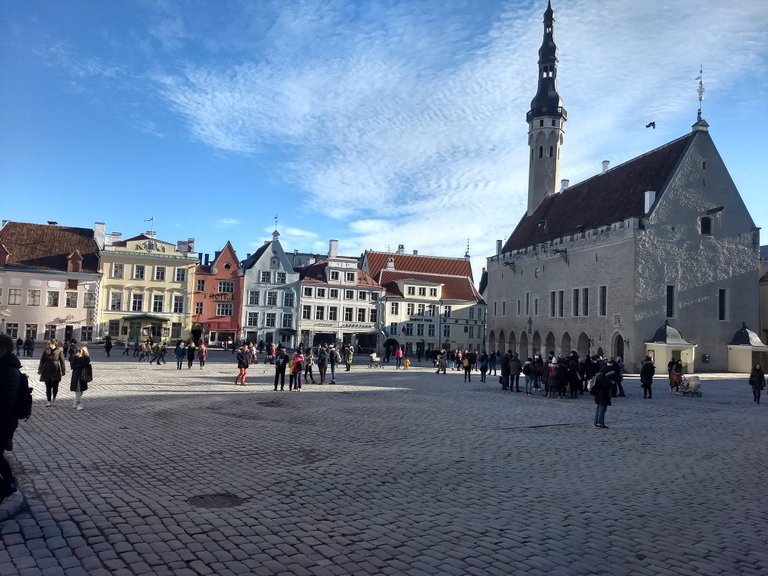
[401,326,407,335]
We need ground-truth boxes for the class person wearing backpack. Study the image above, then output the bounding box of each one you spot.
[0,334,22,501]
[38,338,66,407]
[69,345,92,411]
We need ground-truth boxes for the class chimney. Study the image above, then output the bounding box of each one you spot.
[412,250,418,255]
[386,257,395,271]
[560,179,569,192]
[602,160,610,174]
[329,239,338,258]
[397,244,404,254]
[197,253,203,265]
[644,191,657,214]
[106,232,121,246]
[204,254,210,266]
[496,240,502,256]
[93,221,106,249]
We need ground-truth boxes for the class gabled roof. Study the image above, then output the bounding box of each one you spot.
[378,270,484,303]
[197,241,239,275]
[502,132,696,252]
[300,259,379,288]
[363,251,474,280]
[0,221,100,273]
[240,242,271,270]
[112,233,154,247]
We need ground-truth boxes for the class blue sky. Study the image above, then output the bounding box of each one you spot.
[2,0,768,279]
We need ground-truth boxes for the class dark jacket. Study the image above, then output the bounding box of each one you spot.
[70,355,91,392]
[591,373,612,406]
[749,367,765,390]
[236,350,249,369]
[38,346,66,383]
[500,353,511,377]
[0,352,22,442]
[509,356,522,375]
[640,361,655,387]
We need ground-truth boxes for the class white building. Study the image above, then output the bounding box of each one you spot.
[0,221,103,344]
[240,230,299,347]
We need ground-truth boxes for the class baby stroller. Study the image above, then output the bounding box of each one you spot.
[677,374,702,397]
[368,353,382,368]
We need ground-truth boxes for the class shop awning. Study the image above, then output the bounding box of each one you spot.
[121,314,168,323]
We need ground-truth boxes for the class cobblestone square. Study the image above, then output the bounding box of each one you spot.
[2,350,767,575]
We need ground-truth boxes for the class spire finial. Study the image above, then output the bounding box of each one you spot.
[696,66,704,122]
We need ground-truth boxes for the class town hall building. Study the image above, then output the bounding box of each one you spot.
[484,1,760,372]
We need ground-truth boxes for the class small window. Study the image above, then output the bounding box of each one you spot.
[539,146,543,159]
[718,289,727,321]
[700,216,712,235]
[666,285,675,318]
[549,145,553,158]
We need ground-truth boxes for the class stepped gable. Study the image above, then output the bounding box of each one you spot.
[503,132,695,252]
[0,221,99,272]
[365,251,473,281]
[378,270,483,302]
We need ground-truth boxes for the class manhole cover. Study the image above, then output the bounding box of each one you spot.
[187,493,245,509]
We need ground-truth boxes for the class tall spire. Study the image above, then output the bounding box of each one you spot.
[527,0,566,122]
[526,1,567,216]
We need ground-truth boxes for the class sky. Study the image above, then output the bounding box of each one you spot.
[2,0,768,282]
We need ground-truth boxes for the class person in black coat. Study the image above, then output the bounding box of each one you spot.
[749,363,765,404]
[640,357,656,399]
[591,370,612,428]
[70,345,91,411]
[0,334,22,501]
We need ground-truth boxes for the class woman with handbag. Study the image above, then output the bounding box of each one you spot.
[70,345,92,411]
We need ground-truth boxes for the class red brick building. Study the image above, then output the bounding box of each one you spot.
[192,242,243,347]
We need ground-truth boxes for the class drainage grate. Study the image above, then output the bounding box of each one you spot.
[187,493,245,509]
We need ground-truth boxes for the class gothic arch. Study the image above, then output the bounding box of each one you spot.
[577,332,591,358]
[560,332,572,355]
[545,332,556,356]
[532,331,542,356]
[509,331,517,356]
[519,332,529,360]
[611,332,625,360]
[498,330,506,354]
[488,330,496,353]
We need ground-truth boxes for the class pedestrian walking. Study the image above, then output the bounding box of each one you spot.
[198,342,207,369]
[291,350,304,390]
[274,346,288,390]
[186,343,196,369]
[15,338,23,356]
[303,347,317,384]
[344,345,353,372]
[235,345,249,386]
[591,370,611,428]
[329,345,340,383]
[749,363,765,404]
[479,351,489,383]
[38,339,66,407]
[395,346,403,369]
[69,345,92,411]
[174,341,186,370]
[104,335,113,358]
[462,352,472,382]
[500,351,511,390]
[640,356,655,399]
[0,334,22,502]
[316,345,328,384]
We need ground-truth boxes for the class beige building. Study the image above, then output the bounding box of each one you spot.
[361,247,485,357]
[99,231,197,343]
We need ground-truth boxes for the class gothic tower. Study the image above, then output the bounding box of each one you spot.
[527,1,567,215]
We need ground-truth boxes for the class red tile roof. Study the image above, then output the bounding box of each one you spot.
[378,271,484,303]
[363,251,474,280]
[502,132,695,252]
[0,221,100,273]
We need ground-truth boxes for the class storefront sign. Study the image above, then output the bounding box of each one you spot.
[209,292,233,302]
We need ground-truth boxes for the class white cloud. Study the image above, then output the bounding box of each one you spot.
[215,218,239,228]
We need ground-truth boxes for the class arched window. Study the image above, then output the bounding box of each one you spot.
[539,146,543,159]
[549,146,553,158]
[700,216,712,235]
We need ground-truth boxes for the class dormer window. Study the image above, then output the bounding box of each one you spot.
[700,216,712,235]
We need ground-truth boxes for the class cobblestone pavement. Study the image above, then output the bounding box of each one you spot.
[2,350,767,575]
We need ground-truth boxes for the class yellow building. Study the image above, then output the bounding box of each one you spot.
[99,232,197,343]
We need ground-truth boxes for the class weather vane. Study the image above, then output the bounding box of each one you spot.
[274,213,278,229]
[696,66,705,122]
